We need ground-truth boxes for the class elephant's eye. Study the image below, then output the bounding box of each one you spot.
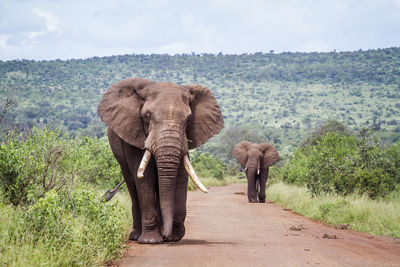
[145,113,151,122]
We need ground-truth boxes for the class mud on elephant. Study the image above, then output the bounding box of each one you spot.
[98,78,223,244]
[233,141,279,203]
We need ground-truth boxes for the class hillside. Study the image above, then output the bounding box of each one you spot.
[1,47,400,156]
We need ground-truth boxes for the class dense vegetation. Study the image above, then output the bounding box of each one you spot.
[281,121,400,199]
[0,127,129,266]
[1,47,400,156]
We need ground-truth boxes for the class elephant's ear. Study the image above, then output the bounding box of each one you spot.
[97,78,154,149]
[186,84,224,149]
[260,143,279,169]
[233,141,252,168]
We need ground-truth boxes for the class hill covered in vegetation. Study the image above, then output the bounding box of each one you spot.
[1,47,400,156]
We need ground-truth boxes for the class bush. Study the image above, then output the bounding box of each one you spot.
[305,133,358,196]
[0,126,121,205]
[383,142,400,183]
[2,187,128,266]
[280,129,398,198]
[353,168,395,199]
[0,127,74,205]
[26,190,71,245]
[281,149,310,185]
[191,152,227,180]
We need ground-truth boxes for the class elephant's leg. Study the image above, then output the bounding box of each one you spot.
[165,162,188,242]
[258,168,269,203]
[255,178,260,195]
[122,167,142,240]
[108,129,141,240]
[246,173,258,203]
[125,147,163,244]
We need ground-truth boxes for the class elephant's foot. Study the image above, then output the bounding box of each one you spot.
[248,193,258,203]
[258,195,266,203]
[164,222,185,242]
[248,197,258,203]
[138,230,163,244]
[129,229,141,241]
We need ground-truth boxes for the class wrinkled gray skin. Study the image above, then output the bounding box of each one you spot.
[233,141,279,203]
[98,78,223,244]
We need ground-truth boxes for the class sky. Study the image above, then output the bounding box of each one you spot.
[1,0,400,61]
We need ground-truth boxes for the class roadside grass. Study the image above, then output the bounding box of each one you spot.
[189,175,246,190]
[0,189,132,267]
[266,182,400,238]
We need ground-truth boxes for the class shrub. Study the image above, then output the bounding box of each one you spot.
[73,135,122,188]
[191,152,227,180]
[353,168,395,199]
[0,127,74,205]
[281,148,310,185]
[383,142,400,183]
[280,129,398,198]
[26,190,71,245]
[0,126,121,205]
[305,133,358,196]
[2,187,128,266]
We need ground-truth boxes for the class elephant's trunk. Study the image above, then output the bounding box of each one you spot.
[153,127,184,239]
[246,159,259,201]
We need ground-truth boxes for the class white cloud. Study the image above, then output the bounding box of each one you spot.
[29,8,61,39]
[0,0,399,60]
[0,34,11,47]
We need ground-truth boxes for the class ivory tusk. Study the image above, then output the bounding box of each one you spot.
[183,155,208,193]
[257,169,260,175]
[244,166,248,172]
[137,150,151,179]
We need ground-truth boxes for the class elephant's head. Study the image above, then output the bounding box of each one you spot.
[98,78,223,238]
[233,141,279,176]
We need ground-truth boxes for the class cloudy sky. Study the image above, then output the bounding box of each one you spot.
[1,0,400,61]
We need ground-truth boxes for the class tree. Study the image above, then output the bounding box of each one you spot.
[201,126,263,164]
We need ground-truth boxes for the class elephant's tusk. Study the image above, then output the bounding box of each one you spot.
[183,155,208,193]
[257,169,260,175]
[244,166,248,172]
[137,150,151,179]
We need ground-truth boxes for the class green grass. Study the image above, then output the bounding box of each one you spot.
[189,175,246,190]
[266,182,400,238]
[0,189,132,267]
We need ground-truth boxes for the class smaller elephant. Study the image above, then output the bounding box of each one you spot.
[233,141,279,203]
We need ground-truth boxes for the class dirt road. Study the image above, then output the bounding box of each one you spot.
[118,184,400,267]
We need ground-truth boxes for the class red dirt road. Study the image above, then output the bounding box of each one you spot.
[118,184,400,267]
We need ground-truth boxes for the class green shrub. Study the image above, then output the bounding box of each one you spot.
[353,168,395,199]
[0,127,74,205]
[191,152,227,180]
[281,149,310,185]
[280,129,398,198]
[0,126,121,205]
[1,187,128,266]
[383,142,400,183]
[73,135,122,188]
[26,190,71,245]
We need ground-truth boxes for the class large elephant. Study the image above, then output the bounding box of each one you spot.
[233,141,279,203]
[98,78,223,244]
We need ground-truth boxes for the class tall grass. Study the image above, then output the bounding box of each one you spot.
[0,189,132,267]
[266,182,400,238]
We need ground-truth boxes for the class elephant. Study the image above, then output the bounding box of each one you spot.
[97,78,223,244]
[233,141,279,203]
